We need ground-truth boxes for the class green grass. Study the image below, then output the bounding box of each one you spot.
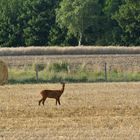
[8,67,140,84]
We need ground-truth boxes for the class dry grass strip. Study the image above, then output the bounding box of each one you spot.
[0,46,140,56]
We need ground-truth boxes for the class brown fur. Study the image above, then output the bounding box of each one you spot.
[39,82,65,106]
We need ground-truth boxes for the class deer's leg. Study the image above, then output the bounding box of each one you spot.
[56,97,60,106]
[42,97,47,106]
[39,98,43,106]
[58,98,61,105]
[56,99,57,106]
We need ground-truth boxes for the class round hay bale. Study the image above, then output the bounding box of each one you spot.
[0,60,8,85]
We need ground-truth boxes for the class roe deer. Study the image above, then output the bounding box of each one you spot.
[39,82,65,106]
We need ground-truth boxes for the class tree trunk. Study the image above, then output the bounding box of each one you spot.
[78,32,82,46]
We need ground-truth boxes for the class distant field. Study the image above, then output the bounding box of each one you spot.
[1,46,140,72]
[1,54,140,72]
[0,82,140,139]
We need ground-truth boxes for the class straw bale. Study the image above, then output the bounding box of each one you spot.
[0,60,8,85]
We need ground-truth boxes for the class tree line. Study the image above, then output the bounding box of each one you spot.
[0,0,139,47]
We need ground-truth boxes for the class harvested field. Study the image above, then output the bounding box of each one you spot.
[1,55,140,72]
[0,82,140,139]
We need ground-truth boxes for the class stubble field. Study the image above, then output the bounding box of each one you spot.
[0,82,140,140]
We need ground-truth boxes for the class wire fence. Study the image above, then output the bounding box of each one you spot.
[1,55,140,83]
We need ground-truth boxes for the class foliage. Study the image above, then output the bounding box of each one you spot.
[48,62,69,72]
[0,0,24,46]
[113,0,140,45]
[100,0,124,45]
[56,0,102,46]
[0,0,139,47]
[22,0,59,46]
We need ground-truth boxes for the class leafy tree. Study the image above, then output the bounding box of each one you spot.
[0,0,24,47]
[48,25,66,46]
[101,0,124,45]
[22,0,59,46]
[48,25,78,46]
[113,0,140,45]
[0,0,139,47]
[56,0,102,46]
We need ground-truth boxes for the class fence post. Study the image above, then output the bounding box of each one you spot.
[104,62,107,82]
[35,65,39,81]
[67,65,70,74]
